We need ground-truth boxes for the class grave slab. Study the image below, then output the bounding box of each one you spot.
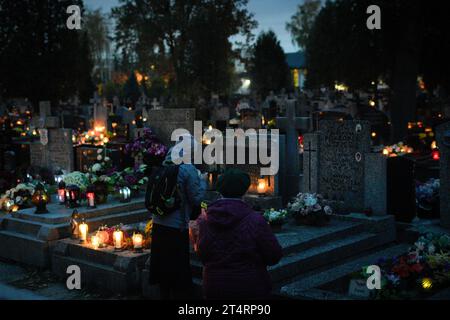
[52,237,150,295]
[0,198,149,268]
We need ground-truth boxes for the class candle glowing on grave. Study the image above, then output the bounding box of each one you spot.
[113,229,124,250]
[119,187,131,203]
[79,221,88,243]
[257,178,267,195]
[132,233,143,252]
[11,205,19,212]
[86,186,96,209]
[5,199,14,212]
[91,235,100,249]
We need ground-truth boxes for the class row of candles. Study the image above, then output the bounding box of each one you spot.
[77,221,144,252]
[56,179,132,210]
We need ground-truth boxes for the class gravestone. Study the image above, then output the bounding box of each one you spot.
[222,132,285,209]
[211,106,230,131]
[94,102,108,129]
[303,120,387,215]
[31,101,60,128]
[276,99,310,200]
[146,108,195,146]
[30,128,74,172]
[436,122,450,228]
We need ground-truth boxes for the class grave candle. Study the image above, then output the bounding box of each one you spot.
[79,220,88,244]
[86,185,96,209]
[58,181,66,205]
[119,187,131,203]
[91,235,100,249]
[5,199,14,212]
[257,178,267,196]
[66,185,80,208]
[132,233,143,252]
[32,183,49,214]
[113,229,124,250]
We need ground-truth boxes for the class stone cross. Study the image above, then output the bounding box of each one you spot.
[151,98,161,110]
[276,99,308,199]
[436,121,450,228]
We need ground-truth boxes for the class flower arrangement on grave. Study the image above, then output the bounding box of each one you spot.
[352,233,450,300]
[416,179,440,215]
[263,208,288,230]
[124,128,168,166]
[0,183,37,211]
[86,151,117,203]
[287,193,333,227]
[63,172,90,192]
[381,142,414,157]
[111,164,149,197]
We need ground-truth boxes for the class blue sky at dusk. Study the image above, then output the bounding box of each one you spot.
[84,0,302,53]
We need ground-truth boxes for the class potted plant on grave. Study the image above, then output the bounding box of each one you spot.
[287,193,333,227]
[263,208,288,232]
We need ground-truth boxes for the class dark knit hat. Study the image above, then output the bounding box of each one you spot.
[216,169,251,198]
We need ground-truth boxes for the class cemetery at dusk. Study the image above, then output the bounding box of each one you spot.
[1,0,450,306]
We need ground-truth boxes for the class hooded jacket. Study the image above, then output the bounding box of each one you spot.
[151,146,206,230]
[195,198,283,299]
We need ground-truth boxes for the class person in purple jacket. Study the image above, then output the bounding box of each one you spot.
[193,169,283,300]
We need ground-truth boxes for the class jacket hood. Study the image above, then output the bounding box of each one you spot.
[206,199,254,228]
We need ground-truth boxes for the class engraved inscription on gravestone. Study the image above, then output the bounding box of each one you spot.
[318,121,371,211]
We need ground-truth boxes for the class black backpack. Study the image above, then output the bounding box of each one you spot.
[145,165,181,216]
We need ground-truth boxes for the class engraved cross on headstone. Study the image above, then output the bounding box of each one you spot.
[303,141,317,192]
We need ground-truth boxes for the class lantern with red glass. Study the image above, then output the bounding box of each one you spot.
[66,185,81,208]
[432,149,440,161]
[86,185,96,209]
[58,181,66,205]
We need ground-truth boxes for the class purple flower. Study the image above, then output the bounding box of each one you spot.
[125,175,138,185]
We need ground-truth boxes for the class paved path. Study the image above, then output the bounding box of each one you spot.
[0,283,49,300]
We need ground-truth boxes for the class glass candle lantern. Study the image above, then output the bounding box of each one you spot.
[54,174,64,184]
[119,187,131,203]
[113,229,124,251]
[66,185,81,208]
[132,233,143,252]
[32,183,49,214]
[4,199,14,213]
[58,181,66,205]
[79,220,88,244]
[91,235,100,249]
[86,185,96,209]
[257,178,267,196]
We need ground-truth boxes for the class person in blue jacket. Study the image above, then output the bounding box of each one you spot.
[148,137,207,300]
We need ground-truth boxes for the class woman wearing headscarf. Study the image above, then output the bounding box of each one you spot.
[193,169,283,300]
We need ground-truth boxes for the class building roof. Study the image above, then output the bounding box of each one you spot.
[285,51,306,69]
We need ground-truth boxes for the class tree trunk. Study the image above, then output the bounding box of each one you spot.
[390,1,423,143]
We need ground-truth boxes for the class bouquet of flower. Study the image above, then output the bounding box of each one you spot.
[63,172,90,192]
[288,193,333,226]
[353,233,450,300]
[263,208,288,226]
[112,164,149,194]
[382,142,414,157]
[124,128,168,164]
[0,183,36,210]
